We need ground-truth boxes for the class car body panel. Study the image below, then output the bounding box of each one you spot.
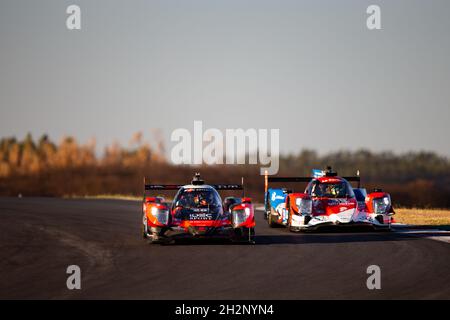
[143,175,255,243]
[265,169,394,231]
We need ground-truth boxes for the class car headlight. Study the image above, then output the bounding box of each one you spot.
[232,207,251,227]
[151,207,169,225]
[295,198,312,215]
[373,196,390,214]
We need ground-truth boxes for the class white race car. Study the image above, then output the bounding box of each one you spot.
[264,167,395,231]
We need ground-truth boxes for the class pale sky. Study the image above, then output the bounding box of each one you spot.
[1,0,449,156]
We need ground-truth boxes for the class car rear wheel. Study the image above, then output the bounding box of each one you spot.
[248,227,256,244]
[267,208,277,228]
[142,218,148,239]
[286,211,293,232]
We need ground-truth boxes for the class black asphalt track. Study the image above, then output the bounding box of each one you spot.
[1,198,449,299]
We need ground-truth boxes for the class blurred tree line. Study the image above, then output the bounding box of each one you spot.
[0,134,449,208]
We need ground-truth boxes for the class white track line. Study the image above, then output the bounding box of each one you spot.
[256,207,450,244]
[393,229,450,244]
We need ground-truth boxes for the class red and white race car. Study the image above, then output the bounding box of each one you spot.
[142,173,255,244]
[264,167,395,231]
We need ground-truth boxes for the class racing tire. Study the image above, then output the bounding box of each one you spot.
[286,211,294,232]
[267,208,277,228]
[148,232,164,244]
[142,218,148,239]
[231,227,255,244]
[247,227,256,244]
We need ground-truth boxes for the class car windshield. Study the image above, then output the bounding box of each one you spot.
[310,181,349,198]
[174,188,222,208]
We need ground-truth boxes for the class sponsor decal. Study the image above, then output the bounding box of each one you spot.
[271,192,285,202]
[312,169,325,178]
[190,208,209,212]
[185,188,211,192]
[321,178,341,183]
[327,199,340,206]
[189,213,213,220]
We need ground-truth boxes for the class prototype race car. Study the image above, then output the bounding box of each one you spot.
[142,173,255,244]
[264,167,395,231]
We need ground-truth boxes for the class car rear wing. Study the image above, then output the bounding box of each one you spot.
[143,176,245,197]
[144,184,184,190]
[342,176,361,188]
[144,183,243,191]
[264,175,311,194]
[264,171,361,194]
[211,184,243,190]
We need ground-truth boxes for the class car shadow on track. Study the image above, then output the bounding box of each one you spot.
[157,238,251,246]
[149,225,448,246]
[254,234,419,245]
[153,229,420,246]
[254,228,420,245]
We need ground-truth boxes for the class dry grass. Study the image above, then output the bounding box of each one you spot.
[64,194,175,202]
[64,194,141,201]
[394,208,450,227]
